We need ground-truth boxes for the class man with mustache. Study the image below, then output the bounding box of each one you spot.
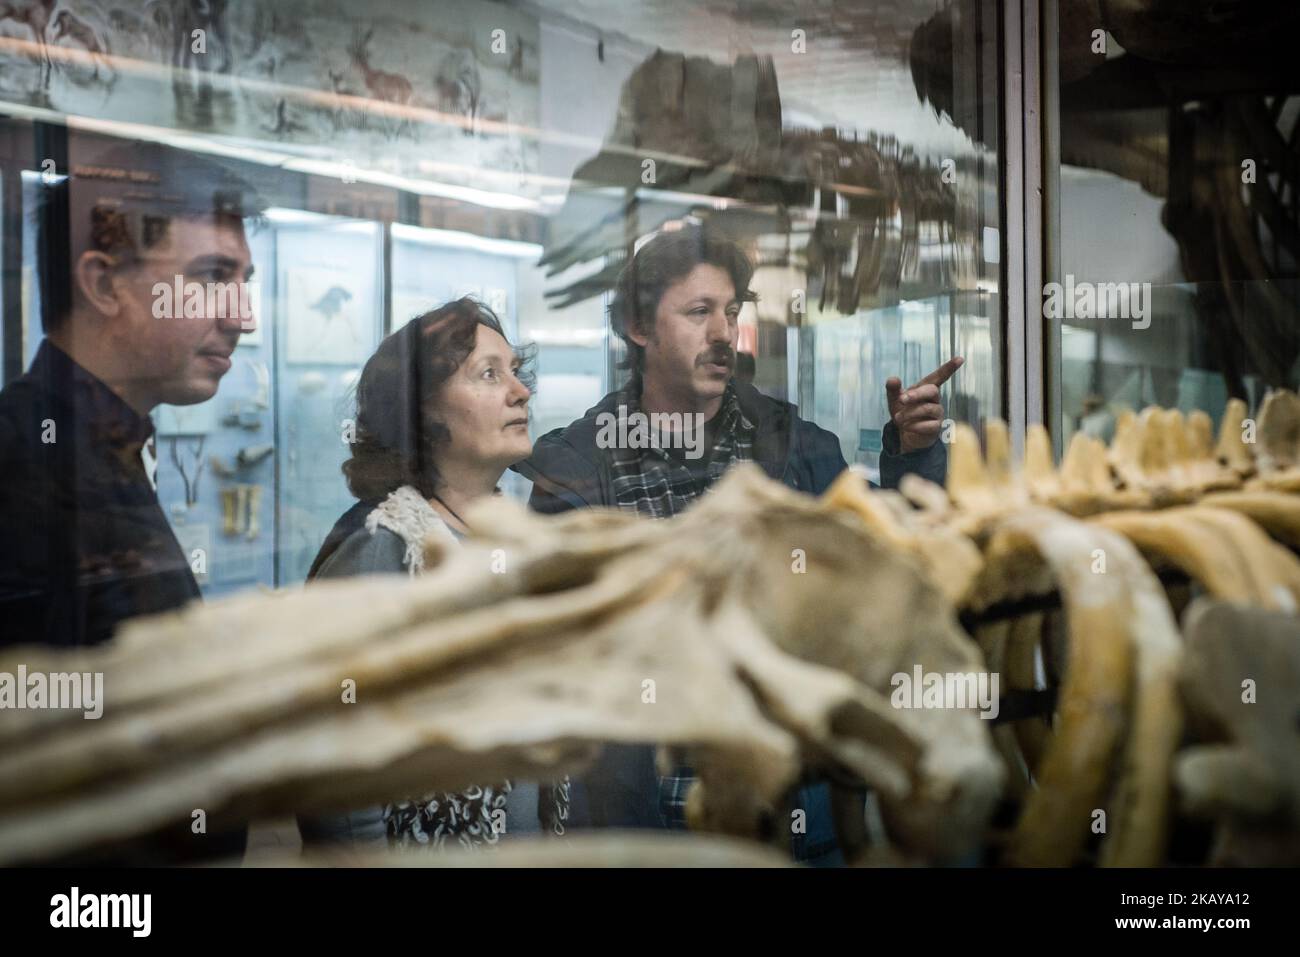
[517,223,961,863]
[0,138,262,654]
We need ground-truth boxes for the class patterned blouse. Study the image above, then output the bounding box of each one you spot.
[386,780,571,850]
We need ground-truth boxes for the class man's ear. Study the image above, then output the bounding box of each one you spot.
[626,316,651,349]
[74,250,123,319]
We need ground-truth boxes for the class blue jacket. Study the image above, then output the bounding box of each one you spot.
[512,380,947,863]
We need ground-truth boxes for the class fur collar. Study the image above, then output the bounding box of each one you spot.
[364,485,458,575]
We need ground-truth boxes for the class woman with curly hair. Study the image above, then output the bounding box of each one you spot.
[298,296,570,853]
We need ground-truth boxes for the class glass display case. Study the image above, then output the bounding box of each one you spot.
[5,0,1300,880]
[1043,4,1299,450]
[0,0,1006,594]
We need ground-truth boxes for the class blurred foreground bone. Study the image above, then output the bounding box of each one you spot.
[4,391,1300,868]
[0,466,1001,866]
[1176,600,1300,866]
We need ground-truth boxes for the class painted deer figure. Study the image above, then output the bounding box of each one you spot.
[347,26,413,138]
[0,0,56,91]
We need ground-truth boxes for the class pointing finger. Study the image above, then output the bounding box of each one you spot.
[913,355,965,389]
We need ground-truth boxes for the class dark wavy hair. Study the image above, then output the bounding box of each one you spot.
[342,297,534,502]
[608,223,758,378]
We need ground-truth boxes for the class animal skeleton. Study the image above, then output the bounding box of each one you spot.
[2,394,1299,866]
[540,49,969,317]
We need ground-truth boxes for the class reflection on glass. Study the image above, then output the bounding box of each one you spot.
[1,0,1006,599]
[1048,9,1300,447]
[529,1,1003,476]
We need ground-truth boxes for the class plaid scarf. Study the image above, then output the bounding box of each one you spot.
[608,382,755,519]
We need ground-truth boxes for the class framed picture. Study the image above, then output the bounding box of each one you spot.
[285,266,369,364]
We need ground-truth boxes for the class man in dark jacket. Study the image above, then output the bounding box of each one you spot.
[0,141,261,861]
[0,139,261,651]
[514,224,963,863]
